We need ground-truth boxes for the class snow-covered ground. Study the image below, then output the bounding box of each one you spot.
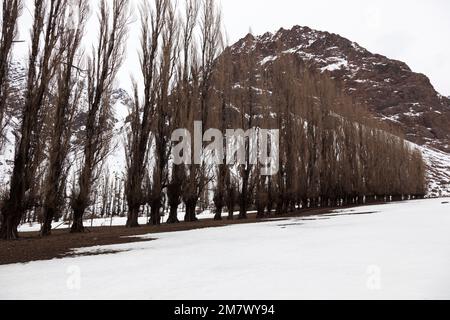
[1,198,450,300]
[17,209,234,233]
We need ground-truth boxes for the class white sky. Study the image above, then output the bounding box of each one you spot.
[14,0,450,96]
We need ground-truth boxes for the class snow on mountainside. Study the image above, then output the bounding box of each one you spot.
[230,26,450,153]
[0,118,17,189]
[107,88,132,176]
[420,146,450,197]
[0,59,26,191]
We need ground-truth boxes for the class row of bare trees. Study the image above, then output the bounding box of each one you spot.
[0,0,426,240]
[216,51,426,219]
[125,0,223,227]
[122,0,425,227]
[0,0,129,239]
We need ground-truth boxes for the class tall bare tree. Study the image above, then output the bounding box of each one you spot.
[1,0,67,240]
[236,36,257,220]
[40,0,89,236]
[182,0,222,222]
[71,0,128,233]
[165,0,199,224]
[212,46,231,220]
[148,2,178,225]
[125,0,167,228]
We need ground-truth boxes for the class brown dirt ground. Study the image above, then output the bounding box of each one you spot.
[0,206,357,265]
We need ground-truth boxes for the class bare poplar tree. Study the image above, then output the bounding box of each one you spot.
[166,0,199,224]
[212,47,231,220]
[125,0,167,228]
[1,0,67,240]
[148,2,178,225]
[236,39,257,220]
[70,0,128,233]
[40,0,89,236]
[182,0,222,222]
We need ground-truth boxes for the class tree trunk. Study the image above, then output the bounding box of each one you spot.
[70,208,85,233]
[227,207,234,220]
[256,204,265,219]
[238,209,247,219]
[40,206,55,236]
[302,198,308,209]
[167,204,180,224]
[150,201,161,226]
[126,206,140,228]
[184,199,198,222]
[266,199,273,216]
[1,153,26,240]
[288,200,295,213]
[238,192,248,220]
[0,208,20,240]
[226,190,235,220]
[214,206,223,221]
[213,192,224,221]
[227,200,234,220]
[275,197,284,215]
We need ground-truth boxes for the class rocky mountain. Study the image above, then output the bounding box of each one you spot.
[230,26,450,153]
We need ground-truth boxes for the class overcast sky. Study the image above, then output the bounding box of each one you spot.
[219,0,450,95]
